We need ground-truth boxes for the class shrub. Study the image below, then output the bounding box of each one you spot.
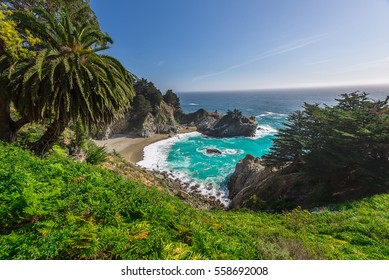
[85,144,107,165]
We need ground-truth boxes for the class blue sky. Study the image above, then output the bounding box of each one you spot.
[91,0,389,92]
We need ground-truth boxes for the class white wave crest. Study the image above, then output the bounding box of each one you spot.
[250,125,278,139]
[189,103,199,106]
[136,132,230,206]
[257,111,287,117]
[137,132,201,171]
[196,147,244,157]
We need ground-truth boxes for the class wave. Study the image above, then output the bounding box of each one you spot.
[257,111,287,118]
[250,125,278,139]
[137,132,230,206]
[189,103,199,106]
[137,132,201,171]
[195,147,244,157]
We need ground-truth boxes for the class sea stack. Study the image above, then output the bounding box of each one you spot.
[196,109,258,137]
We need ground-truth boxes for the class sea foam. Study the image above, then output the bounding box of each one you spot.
[137,132,201,171]
[137,131,230,206]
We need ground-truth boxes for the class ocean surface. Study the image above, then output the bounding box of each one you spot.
[137,85,389,204]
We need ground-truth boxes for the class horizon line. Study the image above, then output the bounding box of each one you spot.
[176,81,389,94]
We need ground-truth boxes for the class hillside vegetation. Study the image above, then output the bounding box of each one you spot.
[1,143,388,260]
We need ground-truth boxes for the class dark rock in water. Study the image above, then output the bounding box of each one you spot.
[206,148,222,154]
[197,110,258,137]
[190,184,200,191]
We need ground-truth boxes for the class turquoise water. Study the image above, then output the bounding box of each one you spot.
[166,112,284,192]
[138,85,389,203]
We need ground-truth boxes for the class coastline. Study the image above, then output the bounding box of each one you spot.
[93,127,197,164]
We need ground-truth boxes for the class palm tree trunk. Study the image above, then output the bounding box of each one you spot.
[0,87,31,142]
[32,118,68,156]
[0,87,16,142]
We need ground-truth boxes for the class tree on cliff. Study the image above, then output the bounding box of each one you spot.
[226,109,243,119]
[262,110,308,168]
[262,92,389,190]
[1,7,135,155]
[132,94,152,116]
[133,78,163,113]
[163,89,180,110]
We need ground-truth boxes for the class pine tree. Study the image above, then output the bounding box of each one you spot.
[262,110,308,168]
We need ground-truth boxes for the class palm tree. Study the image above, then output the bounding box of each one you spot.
[9,8,135,155]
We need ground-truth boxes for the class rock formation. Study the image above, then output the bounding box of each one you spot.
[227,154,316,211]
[178,108,210,125]
[99,100,179,139]
[206,148,222,154]
[195,111,222,133]
[197,111,257,137]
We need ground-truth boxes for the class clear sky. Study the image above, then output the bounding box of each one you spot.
[91,0,389,92]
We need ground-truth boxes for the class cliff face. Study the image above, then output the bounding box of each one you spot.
[101,100,179,138]
[137,101,178,137]
[197,113,258,137]
[227,154,316,211]
[195,111,222,133]
[179,108,210,125]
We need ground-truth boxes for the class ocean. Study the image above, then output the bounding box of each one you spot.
[137,85,389,205]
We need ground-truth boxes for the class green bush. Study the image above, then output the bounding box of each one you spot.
[1,142,389,260]
[85,144,107,165]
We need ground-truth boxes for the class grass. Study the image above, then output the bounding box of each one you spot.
[0,142,388,259]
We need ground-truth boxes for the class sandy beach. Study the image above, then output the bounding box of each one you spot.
[93,127,196,163]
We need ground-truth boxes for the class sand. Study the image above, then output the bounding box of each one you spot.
[93,127,197,164]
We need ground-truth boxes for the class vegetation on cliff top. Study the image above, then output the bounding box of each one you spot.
[262,92,389,202]
[1,142,389,259]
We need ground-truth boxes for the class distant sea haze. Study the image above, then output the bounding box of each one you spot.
[178,84,389,115]
[138,84,389,205]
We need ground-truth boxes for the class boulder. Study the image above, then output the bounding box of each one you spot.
[206,148,222,154]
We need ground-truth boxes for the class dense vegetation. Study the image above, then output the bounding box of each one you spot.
[262,92,389,201]
[0,1,134,155]
[128,78,183,129]
[1,0,388,261]
[1,142,388,259]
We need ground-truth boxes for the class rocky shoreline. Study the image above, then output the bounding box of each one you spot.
[150,170,227,210]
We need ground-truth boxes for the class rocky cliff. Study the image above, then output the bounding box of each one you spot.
[227,154,317,211]
[100,100,179,139]
[195,111,222,133]
[197,112,257,137]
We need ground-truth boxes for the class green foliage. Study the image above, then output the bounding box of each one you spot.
[85,144,108,165]
[132,78,163,113]
[1,7,135,154]
[226,109,243,119]
[1,142,389,260]
[163,89,180,110]
[1,0,101,33]
[11,8,135,128]
[132,94,152,116]
[69,123,89,150]
[262,92,389,193]
[262,110,308,168]
[0,4,39,59]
